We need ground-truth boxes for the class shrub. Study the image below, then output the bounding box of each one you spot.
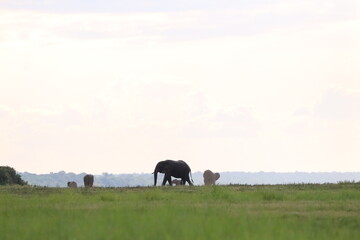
[0,166,27,185]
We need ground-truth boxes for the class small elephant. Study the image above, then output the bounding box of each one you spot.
[83,174,94,187]
[172,179,182,186]
[203,170,220,185]
[67,181,77,188]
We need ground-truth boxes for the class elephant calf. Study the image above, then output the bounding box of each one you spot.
[172,179,182,186]
[203,170,220,185]
[67,181,77,188]
[83,174,94,187]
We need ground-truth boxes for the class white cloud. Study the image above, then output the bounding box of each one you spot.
[181,106,259,139]
[0,9,208,47]
[293,106,311,117]
[314,88,360,120]
[0,105,13,117]
[1,0,359,47]
[96,79,209,129]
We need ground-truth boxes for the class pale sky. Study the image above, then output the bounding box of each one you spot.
[1,0,359,174]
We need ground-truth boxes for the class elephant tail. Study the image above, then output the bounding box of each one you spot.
[190,171,194,183]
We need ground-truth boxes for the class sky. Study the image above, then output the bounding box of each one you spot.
[0,0,359,174]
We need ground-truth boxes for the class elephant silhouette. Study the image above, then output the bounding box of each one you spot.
[153,160,193,186]
[83,174,94,187]
[67,181,77,188]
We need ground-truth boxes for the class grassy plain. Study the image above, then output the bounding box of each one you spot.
[0,183,359,240]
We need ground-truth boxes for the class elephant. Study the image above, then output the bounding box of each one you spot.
[83,174,94,187]
[203,170,220,185]
[67,181,77,188]
[172,179,182,186]
[153,160,193,186]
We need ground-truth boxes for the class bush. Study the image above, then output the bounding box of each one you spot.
[0,166,27,185]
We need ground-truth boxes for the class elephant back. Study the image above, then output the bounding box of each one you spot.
[67,181,77,188]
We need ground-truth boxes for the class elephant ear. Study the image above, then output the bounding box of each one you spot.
[214,173,220,180]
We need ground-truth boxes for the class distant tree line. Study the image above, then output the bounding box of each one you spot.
[20,171,155,187]
[18,171,360,187]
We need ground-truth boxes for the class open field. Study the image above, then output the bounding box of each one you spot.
[1,183,359,240]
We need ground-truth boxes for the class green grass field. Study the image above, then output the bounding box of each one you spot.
[1,183,359,240]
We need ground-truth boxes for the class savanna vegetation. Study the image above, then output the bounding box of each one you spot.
[0,183,359,240]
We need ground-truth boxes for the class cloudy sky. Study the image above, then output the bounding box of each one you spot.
[1,0,359,174]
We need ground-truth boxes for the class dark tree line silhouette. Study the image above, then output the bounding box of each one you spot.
[0,166,27,185]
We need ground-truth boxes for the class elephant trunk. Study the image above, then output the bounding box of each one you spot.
[153,171,158,186]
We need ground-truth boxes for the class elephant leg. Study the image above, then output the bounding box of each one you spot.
[163,174,172,186]
[184,176,193,186]
[162,176,167,186]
